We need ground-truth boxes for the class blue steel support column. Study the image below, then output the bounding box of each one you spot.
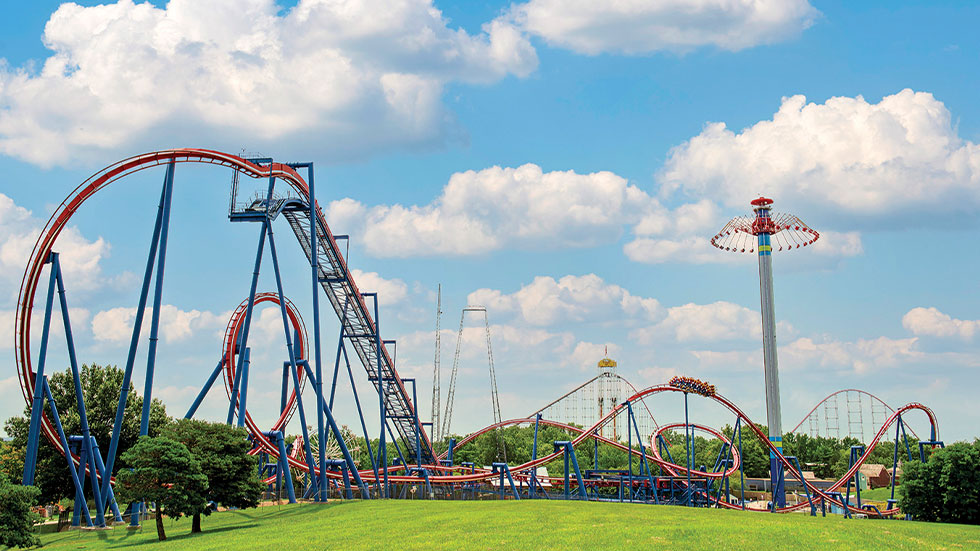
[73,443,89,526]
[684,392,692,507]
[377,295,389,497]
[22,254,58,485]
[754,201,785,508]
[563,445,570,500]
[338,344,378,477]
[90,437,123,522]
[237,349,251,428]
[304,163,330,503]
[265,215,320,493]
[593,430,599,470]
[55,254,106,526]
[736,417,745,510]
[630,401,658,504]
[890,415,902,504]
[280,364,289,414]
[228,220,268,424]
[286,360,318,490]
[230,165,276,426]
[185,358,224,419]
[42,378,93,527]
[627,400,633,502]
[409,378,421,468]
[301,361,370,497]
[101,178,168,502]
[268,432,296,503]
[384,421,408,469]
[554,442,586,499]
[529,413,540,497]
[365,293,388,497]
[141,161,176,437]
[226,354,245,424]
[328,300,350,410]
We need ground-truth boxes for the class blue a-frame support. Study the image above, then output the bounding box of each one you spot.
[30,376,93,527]
[262,430,296,503]
[22,252,109,526]
[492,463,521,500]
[627,401,659,504]
[554,441,586,499]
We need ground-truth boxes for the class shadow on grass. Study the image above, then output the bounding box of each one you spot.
[40,503,349,549]
[103,524,261,548]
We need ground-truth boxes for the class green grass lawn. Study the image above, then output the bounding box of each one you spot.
[33,500,979,551]
[860,486,902,502]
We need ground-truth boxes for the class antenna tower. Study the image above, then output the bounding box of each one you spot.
[430,285,442,441]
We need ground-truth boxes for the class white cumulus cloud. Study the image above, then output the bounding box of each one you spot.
[0,0,537,166]
[567,341,620,370]
[350,269,408,304]
[328,164,655,257]
[660,90,980,217]
[902,307,979,340]
[468,274,662,326]
[782,335,922,374]
[92,304,226,344]
[508,0,818,55]
[0,193,111,300]
[631,301,765,343]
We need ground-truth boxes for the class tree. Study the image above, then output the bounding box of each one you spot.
[0,440,24,484]
[162,419,263,532]
[0,472,41,549]
[901,441,980,525]
[4,363,170,505]
[721,424,770,478]
[116,436,209,541]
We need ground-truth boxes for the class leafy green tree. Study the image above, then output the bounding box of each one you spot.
[162,419,263,532]
[0,472,41,549]
[720,424,770,478]
[901,441,980,524]
[4,363,170,504]
[0,440,24,484]
[116,436,209,541]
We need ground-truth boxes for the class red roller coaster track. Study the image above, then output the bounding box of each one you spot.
[13,149,941,517]
[14,149,429,467]
[427,385,938,516]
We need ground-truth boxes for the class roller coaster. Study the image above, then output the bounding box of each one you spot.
[15,150,944,527]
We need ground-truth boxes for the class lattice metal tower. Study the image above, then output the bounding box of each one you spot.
[712,196,819,508]
[442,306,505,461]
[430,285,442,441]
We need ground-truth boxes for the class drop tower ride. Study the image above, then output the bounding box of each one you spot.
[711,197,819,507]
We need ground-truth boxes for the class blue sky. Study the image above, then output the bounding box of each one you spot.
[0,0,977,444]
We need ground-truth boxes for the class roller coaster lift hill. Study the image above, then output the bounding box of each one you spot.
[15,151,944,527]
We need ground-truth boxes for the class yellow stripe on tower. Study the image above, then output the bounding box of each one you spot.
[759,245,772,252]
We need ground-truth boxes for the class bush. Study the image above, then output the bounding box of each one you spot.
[0,473,41,549]
[900,441,980,524]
